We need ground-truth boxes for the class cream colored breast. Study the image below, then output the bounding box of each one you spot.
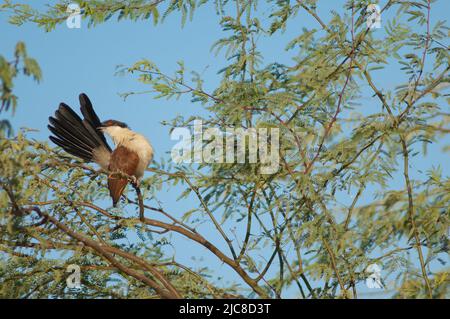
[127,133,154,178]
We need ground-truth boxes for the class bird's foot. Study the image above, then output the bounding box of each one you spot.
[130,176,139,188]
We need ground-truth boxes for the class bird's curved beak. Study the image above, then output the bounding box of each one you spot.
[99,121,110,131]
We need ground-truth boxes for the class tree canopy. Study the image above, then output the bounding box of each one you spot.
[0,0,449,299]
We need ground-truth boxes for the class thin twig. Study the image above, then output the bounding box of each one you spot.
[400,135,433,298]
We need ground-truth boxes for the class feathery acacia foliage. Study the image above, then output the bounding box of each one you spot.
[0,0,449,298]
[0,41,41,136]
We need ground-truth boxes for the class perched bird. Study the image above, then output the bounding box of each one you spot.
[48,93,154,206]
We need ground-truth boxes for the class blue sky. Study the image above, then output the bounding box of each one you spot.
[1,0,448,298]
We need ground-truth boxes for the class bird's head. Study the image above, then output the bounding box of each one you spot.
[100,120,130,143]
[101,119,129,129]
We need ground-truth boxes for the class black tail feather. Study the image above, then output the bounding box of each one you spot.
[79,93,111,151]
[49,136,92,161]
[48,94,111,164]
[48,116,95,151]
[55,105,98,148]
[58,103,83,126]
[82,119,107,148]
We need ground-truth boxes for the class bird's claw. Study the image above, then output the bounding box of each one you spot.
[130,176,139,188]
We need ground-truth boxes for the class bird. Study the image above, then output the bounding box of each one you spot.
[48,93,154,207]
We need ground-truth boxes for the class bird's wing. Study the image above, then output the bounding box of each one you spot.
[108,145,140,206]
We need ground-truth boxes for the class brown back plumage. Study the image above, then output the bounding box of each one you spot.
[108,146,139,206]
